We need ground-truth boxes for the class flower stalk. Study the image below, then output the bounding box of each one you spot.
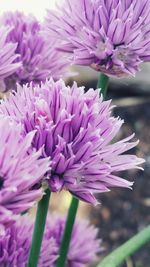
[97,224,150,267]
[56,197,79,267]
[27,189,51,267]
[97,73,109,98]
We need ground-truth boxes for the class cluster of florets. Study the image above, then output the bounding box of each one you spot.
[0,11,70,91]
[0,26,21,82]
[45,0,150,77]
[0,79,144,205]
[0,214,101,267]
[0,116,50,231]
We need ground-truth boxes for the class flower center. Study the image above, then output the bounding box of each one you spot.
[96,41,107,52]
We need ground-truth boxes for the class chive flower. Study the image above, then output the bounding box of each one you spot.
[0,79,144,205]
[45,0,150,77]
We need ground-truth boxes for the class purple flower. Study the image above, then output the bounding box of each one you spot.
[0,26,21,80]
[45,0,150,77]
[1,11,70,91]
[0,116,50,229]
[0,215,58,267]
[47,215,101,267]
[0,214,101,267]
[0,79,144,205]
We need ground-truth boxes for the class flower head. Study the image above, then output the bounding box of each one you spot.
[0,215,58,267]
[47,215,101,267]
[0,214,100,267]
[1,11,70,91]
[0,116,50,229]
[0,26,21,81]
[0,79,144,205]
[45,0,150,77]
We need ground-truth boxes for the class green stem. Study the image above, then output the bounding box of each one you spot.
[56,197,79,267]
[27,189,51,267]
[97,73,109,99]
[97,225,150,267]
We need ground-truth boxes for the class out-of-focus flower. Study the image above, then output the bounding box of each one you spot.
[0,214,101,267]
[0,26,21,81]
[0,79,144,205]
[0,215,58,267]
[47,215,101,267]
[0,116,50,229]
[1,11,70,91]
[45,0,150,77]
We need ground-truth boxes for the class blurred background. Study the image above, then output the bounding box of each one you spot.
[0,0,58,20]
[2,1,150,266]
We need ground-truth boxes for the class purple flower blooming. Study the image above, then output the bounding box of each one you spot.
[1,11,70,91]
[47,215,101,267]
[0,116,50,229]
[45,0,150,77]
[0,26,21,80]
[0,79,144,205]
[0,214,100,267]
[0,215,58,267]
